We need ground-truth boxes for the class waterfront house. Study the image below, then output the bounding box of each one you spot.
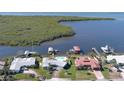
[75,56,100,70]
[107,55,124,64]
[106,55,124,73]
[42,56,68,69]
[9,57,36,72]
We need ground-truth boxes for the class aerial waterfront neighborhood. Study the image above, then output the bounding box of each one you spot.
[0,45,124,81]
[0,12,124,81]
[0,1,124,93]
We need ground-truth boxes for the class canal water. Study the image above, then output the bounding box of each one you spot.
[0,12,124,57]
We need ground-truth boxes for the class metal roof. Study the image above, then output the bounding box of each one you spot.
[107,55,124,64]
[42,56,67,68]
[10,57,36,72]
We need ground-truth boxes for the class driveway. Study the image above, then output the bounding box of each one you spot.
[93,70,104,80]
[118,68,124,79]
[47,78,70,81]
[49,67,71,81]
[52,67,62,78]
[120,72,124,79]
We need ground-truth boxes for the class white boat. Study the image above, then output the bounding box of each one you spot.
[101,45,114,54]
[48,47,54,53]
[69,46,81,54]
[73,46,81,53]
[24,50,37,55]
[48,47,59,54]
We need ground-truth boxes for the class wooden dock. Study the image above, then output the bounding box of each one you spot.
[92,48,101,56]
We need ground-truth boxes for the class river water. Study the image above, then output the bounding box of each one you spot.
[0,12,124,57]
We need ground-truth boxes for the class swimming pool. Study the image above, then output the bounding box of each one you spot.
[55,56,67,62]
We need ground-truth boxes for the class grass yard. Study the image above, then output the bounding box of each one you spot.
[59,65,76,80]
[102,69,110,79]
[59,67,96,80]
[101,64,111,79]
[13,73,38,81]
[31,68,52,79]
[76,70,96,80]
[59,57,76,80]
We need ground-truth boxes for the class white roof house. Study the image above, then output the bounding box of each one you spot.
[107,55,124,64]
[42,56,67,68]
[10,57,36,72]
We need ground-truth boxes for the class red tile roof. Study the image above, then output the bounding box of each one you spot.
[75,57,100,69]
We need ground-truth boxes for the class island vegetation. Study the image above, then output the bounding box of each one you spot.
[0,16,114,46]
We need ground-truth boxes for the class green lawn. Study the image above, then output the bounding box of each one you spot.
[31,68,52,79]
[76,70,96,80]
[102,69,110,79]
[58,57,76,80]
[59,65,76,80]
[101,64,111,79]
[13,73,38,81]
[59,68,96,80]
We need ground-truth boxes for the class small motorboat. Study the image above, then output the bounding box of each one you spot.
[24,50,37,55]
[48,47,54,54]
[69,46,81,54]
[101,45,114,54]
[73,46,81,53]
[48,47,59,54]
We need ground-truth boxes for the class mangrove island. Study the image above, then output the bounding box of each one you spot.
[0,16,114,46]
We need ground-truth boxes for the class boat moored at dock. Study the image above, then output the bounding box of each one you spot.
[101,45,114,54]
[69,46,81,54]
